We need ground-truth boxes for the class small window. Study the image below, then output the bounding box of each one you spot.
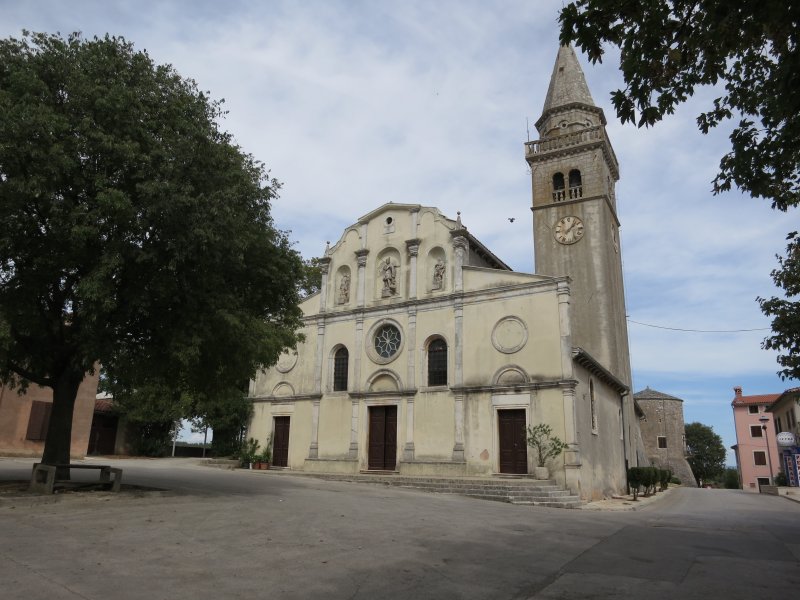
[26,401,52,441]
[568,170,583,199]
[754,451,767,466]
[333,347,349,391]
[750,425,763,438]
[757,477,770,486]
[590,379,597,433]
[427,338,448,386]
[658,436,667,449]
[748,405,759,414]
[776,417,782,434]
[552,172,566,202]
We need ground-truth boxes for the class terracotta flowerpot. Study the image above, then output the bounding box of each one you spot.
[534,466,549,480]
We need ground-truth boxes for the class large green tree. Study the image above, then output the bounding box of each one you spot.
[0,32,304,468]
[685,422,726,486]
[559,1,800,378]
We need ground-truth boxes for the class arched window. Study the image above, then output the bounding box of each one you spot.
[552,172,565,202]
[333,347,349,391]
[427,338,448,386]
[569,169,583,199]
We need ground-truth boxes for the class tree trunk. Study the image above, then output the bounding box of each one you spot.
[41,368,83,479]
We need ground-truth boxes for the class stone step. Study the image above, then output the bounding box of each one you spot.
[510,499,583,509]
[394,481,561,492]
[270,471,583,508]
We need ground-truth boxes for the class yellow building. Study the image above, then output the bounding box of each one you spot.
[247,46,645,501]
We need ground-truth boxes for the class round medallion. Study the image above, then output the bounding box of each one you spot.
[275,351,298,373]
[554,216,584,245]
[491,316,528,354]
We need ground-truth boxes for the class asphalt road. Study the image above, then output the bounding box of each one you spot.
[1,457,799,599]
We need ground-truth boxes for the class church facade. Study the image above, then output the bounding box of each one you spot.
[247,46,645,501]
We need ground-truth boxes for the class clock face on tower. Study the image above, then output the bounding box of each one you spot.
[554,216,584,244]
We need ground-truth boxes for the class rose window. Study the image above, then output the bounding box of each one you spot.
[374,324,401,359]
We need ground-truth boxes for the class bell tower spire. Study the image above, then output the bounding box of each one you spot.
[540,45,596,118]
[526,45,630,386]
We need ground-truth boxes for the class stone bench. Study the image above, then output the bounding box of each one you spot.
[30,463,123,494]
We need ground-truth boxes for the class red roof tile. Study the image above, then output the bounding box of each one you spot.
[731,394,780,407]
[94,398,114,413]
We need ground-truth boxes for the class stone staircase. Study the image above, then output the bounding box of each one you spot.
[283,472,583,509]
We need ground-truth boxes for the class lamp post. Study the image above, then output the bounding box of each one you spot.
[759,415,774,485]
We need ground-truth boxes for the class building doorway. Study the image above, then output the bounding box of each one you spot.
[273,416,290,467]
[498,409,528,474]
[368,405,397,471]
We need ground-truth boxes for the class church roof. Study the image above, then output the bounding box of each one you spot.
[540,45,596,116]
[633,387,684,402]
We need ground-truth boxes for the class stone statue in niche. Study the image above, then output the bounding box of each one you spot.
[338,272,350,304]
[380,257,397,297]
[432,259,445,290]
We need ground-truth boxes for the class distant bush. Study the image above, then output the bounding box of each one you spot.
[627,467,643,500]
[723,467,740,489]
[775,472,788,486]
[659,469,672,491]
[670,476,681,485]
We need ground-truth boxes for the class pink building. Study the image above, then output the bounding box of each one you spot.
[731,386,780,491]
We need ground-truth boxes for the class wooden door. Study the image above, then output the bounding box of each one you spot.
[499,409,528,474]
[368,405,397,471]
[88,414,118,455]
[273,416,290,467]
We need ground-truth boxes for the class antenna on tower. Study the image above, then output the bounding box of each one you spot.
[526,117,531,142]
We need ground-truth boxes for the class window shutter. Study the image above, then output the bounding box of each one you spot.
[26,401,52,441]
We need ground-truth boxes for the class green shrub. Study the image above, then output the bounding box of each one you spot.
[239,437,259,466]
[670,476,681,484]
[627,467,643,500]
[659,469,672,491]
[640,466,656,495]
[775,472,788,486]
[723,467,740,489]
[525,423,569,467]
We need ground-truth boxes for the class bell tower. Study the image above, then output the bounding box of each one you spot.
[526,45,631,386]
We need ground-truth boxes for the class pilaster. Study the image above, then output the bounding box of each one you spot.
[308,399,320,458]
[318,256,331,312]
[450,231,469,292]
[349,399,359,458]
[355,249,369,308]
[314,318,326,395]
[560,382,582,495]
[406,238,420,299]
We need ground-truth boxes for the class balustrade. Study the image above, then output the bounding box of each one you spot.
[525,125,602,157]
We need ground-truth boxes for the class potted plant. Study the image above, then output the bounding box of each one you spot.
[239,437,259,469]
[525,423,568,480]
[253,433,273,470]
[254,447,272,470]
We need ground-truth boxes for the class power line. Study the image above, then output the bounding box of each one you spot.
[627,318,770,333]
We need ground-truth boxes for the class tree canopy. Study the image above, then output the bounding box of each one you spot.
[559,1,800,378]
[0,32,304,465]
[685,422,726,486]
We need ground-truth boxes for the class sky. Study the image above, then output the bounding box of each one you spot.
[1,0,796,460]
